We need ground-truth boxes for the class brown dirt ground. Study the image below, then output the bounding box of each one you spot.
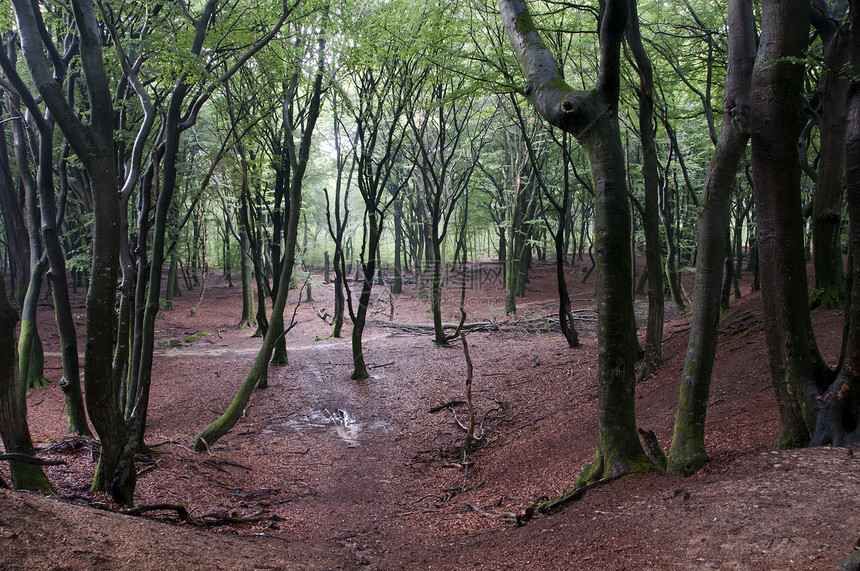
[1,257,859,570]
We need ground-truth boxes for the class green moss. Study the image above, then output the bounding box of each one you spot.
[183,332,210,342]
[809,285,845,310]
[515,13,537,35]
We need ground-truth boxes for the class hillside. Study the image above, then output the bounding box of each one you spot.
[1,261,858,570]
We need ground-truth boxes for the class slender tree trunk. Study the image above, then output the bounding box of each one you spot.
[238,223,257,329]
[430,225,448,346]
[393,203,404,295]
[667,0,757,476]
[351,213,381,380]
[626,0,664,377]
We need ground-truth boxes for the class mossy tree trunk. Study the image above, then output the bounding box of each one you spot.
[1,48,49,392]
[500,0,648,479]
[194,27,326,450]
[0,278,51,491]
[750,0,833,449]
[667,0,756,476]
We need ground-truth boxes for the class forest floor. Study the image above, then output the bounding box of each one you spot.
[1,257,858,570]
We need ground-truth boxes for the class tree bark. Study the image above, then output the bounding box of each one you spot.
[667,0,756,476]
[499,0,646,479]
[0,276,51,491]
[811,0,860,447]
[810,9,850,310]
[625,0,664,377]
[751,0,832,448]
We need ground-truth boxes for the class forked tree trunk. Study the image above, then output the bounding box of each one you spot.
[500,0,647,480]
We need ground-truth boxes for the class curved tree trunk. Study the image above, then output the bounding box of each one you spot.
[500,0,647,480]
[667,0,757,476]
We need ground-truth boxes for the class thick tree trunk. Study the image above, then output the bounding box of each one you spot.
[500,0,646,480]
[0,279,51,491]
[0,111,28,307]
[751,0,832,449]
[811,0,860,447]
[667,0,757,476]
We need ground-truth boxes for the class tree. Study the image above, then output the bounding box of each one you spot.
[409,72,485,346]
[807,0,850,310]
[667,0,757,476]
[750,0,833,448]
[624,0,663,377]
[0,276,51,491]
[341,17,423,379]
[499,0,648,480]
[825,0,860,446]
[193,19,327,450]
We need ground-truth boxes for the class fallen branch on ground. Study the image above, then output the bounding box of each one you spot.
[119,504,282,527]
[0,453,66,466]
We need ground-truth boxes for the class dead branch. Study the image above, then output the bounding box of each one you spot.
[317,306,332,324]
[516,474,626,525]
[428,400,467,413]
[463,334,475,451]
[120,503,203,525]
[119,504,282,527]
[0,453,66,466]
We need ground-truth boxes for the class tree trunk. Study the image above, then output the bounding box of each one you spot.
[817,7,860,444]
[751,0,832,449]
[393,202,404,295]
[810,19,850,310]
[626,0,664,377]
[500,0,646,480]
[0,278,51,491]
[0,103,29,308]
[351,211,381,380]
[667,0,756,476]
[238,224,257,329]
